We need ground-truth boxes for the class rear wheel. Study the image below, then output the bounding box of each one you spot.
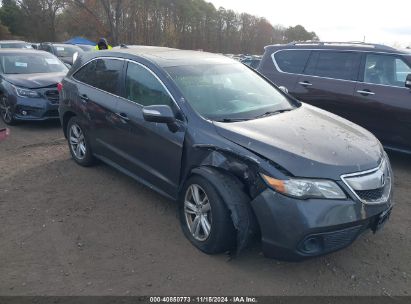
[179,175,236,254]
[0,95,16,125]
[67,116,95,166]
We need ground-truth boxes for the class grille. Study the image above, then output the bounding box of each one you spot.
[298,225,363,255]
[322,225,362,252]
[341,158,391,204]
[356,188,385,201]
[45,110,59,117]
[44,90,59,104]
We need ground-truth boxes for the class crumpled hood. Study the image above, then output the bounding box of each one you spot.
[4,72,66,89]
[213,104,383,180]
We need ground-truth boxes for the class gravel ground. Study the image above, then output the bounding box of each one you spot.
[0,120,410,296]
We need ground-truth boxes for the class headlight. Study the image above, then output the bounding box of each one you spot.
[13,86,40,98]
[261,174,346,200]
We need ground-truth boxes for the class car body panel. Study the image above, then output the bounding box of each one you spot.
[3,72,66,89]
[214,104,383,179]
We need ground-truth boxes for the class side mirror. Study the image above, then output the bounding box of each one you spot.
[405,74,411,89]
[142,105,176,124]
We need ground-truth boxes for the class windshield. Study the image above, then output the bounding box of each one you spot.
[0,43,32,49]
[54,45,80,57]
[0,53,68,74]
[166,63,296,121]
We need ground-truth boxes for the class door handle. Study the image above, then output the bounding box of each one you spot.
[80,94,89,103]
[357,90,375,96]
[298,81,313,87]
[115,112,130,121]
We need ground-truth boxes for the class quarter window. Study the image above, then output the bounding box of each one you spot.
[307,51,361,81]
[274,50,311,73]
[364,54,411,87]
[73,58,123,95]
[395,58,411,82]
[125,62,173,107]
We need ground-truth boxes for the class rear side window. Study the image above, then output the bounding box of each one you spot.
[125,62,173,107]
[307,51,361,81]
[73,58,123,95]
[273,50,310,73]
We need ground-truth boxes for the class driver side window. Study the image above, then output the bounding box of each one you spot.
[125,62,173,107]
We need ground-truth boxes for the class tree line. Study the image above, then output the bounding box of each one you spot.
[0,0,319,54]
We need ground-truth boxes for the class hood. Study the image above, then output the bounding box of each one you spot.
[213,104,383,180]
[3,72,66,89]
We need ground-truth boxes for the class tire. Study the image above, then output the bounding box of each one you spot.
[179,175,236,254]
[0,95,16,125]
[66,116,95,166]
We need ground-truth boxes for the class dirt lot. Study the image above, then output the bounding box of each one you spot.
[0,120,410,296]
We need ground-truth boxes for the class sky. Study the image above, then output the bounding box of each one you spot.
[208,0,411,48]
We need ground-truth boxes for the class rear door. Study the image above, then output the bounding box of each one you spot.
[268,49,311,90]
[113,60,186,198]
[293,50,361,122]
[353,53,411,150]
[72,58,125,159]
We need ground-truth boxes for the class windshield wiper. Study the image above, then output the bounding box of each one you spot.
[215,118,251,123]
[254,109,293,119]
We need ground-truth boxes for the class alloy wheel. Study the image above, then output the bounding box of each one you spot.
[69,123,87,160]
[0,96,13,123]
[184,184,212,242]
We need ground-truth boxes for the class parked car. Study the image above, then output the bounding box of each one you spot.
[0,49,68,124]
[38,43,83,67]
[0,40,32,49]
[241,56,262,69]
[258,41,411,154]
[59,47,392,260]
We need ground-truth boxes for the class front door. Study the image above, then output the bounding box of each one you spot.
[113,61,186,198]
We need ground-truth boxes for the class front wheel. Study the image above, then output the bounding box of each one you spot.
[67,116,95,166]
[0,95,16,125]
[179,175,236,254]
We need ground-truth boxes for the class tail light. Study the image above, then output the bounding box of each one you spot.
[57,82,63,93]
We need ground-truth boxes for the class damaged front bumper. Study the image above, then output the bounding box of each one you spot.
[13,95,60,121]
[250,188,392,261]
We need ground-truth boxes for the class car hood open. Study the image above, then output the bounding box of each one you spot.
[4,72,66,89]
[213,104,383,180]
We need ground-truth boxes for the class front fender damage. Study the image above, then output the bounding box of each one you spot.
[190,145,268,256]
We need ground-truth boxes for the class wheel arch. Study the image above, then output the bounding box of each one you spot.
[187,165,259,255]
[62,111,77,138]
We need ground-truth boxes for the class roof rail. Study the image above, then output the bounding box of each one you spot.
[288,41,396,51]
